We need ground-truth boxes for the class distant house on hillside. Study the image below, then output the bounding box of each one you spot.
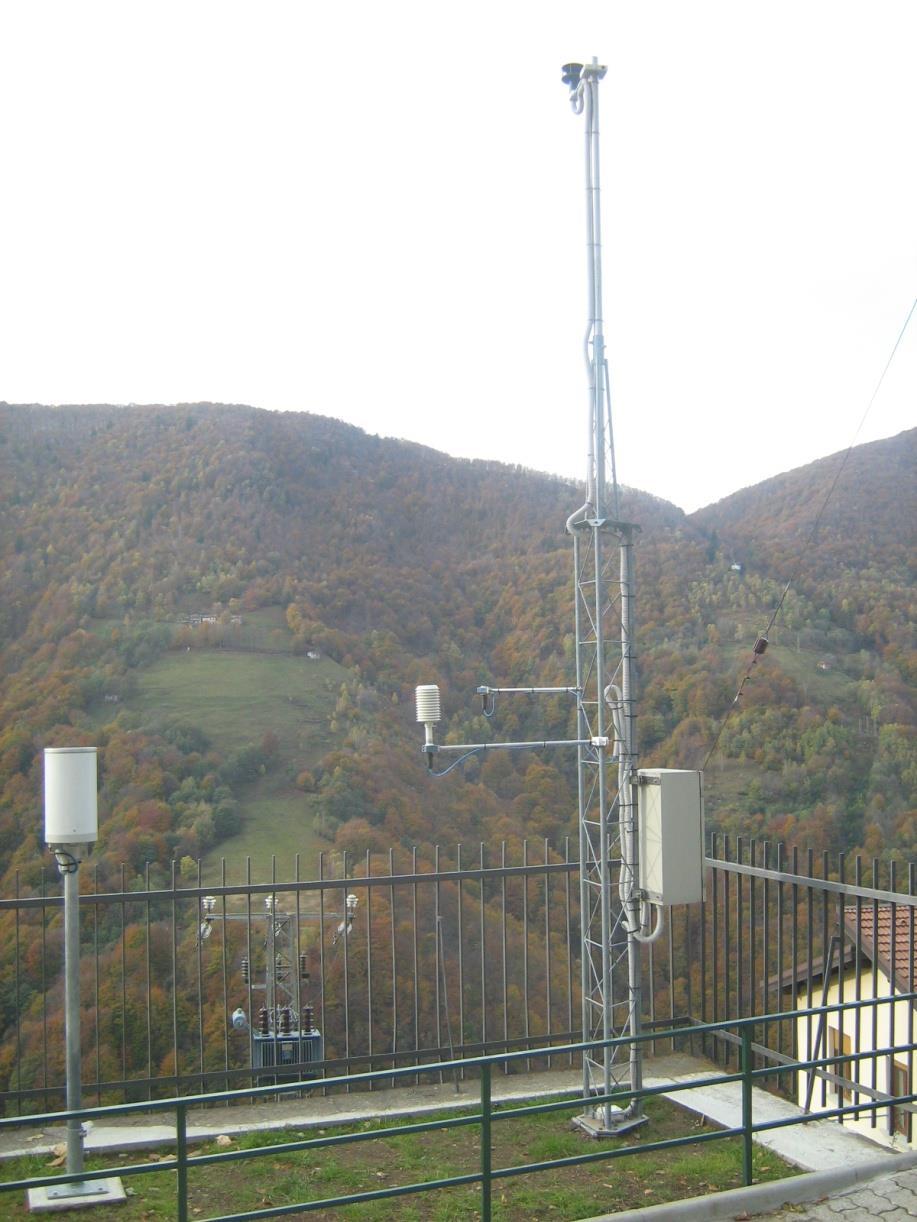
[730,562,743,573]
[793,904,916,1148]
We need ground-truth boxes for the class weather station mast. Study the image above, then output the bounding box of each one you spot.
[416,58,703,1139]
[559,56,649,1137]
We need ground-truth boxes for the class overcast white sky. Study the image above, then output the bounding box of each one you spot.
[1,2,914,512]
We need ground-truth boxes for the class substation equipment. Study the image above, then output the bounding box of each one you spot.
[200,891,359,1083]
[416,60,704,1136]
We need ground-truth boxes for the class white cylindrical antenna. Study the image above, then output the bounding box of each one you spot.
[44,747,98,847]
[415,684,442,748]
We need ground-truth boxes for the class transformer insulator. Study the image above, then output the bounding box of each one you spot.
[302,1004,314,1033]
[240,957,250,984]
[280,1006,293,1034]
[257,1007,269,1034]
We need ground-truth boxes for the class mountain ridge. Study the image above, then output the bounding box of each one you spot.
[0,403,913,891]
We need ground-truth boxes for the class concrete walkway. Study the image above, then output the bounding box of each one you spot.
[0,1054,908,1218]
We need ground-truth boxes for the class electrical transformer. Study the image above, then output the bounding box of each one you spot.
[252,1029,323,1084]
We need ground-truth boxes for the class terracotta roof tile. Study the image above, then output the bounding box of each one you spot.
[844,904,917,995]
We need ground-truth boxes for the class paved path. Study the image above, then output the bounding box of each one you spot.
[749,1159,917,1220]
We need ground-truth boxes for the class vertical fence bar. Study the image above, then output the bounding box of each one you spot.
[667,905,675,1053]
[294,853,303,1090]
[522,840,530,1070]
[481,1062,492,1222]
[819,849,829,1111]
[434,845,442,1077]
[564,836,574,1067]
[888,860,898,1137]
[145,862,153,1100]
[648,917,657,1056]
[318,853,326,1085]
[196,860,205,1086]
[701,849,709,1053]
[775,843,785,1065]
[685,900,693,1055]
[852,855,862,1116]
[221,859,230,1095]
[736,837,744,1024]
[909,863,915,1142]
[412,846,420,1080]
[366,850,374,1084]
[723,836,731,1065]
[790,846,799,1072]
[245,858,254,1090]
[93,865,101,1104]
[711,836,719,1057]
[748,838,757,1026]
[836,852,846,1122]
[170,859,180,1094]
[38,870,48,1106]
[457,844,465,1076]
[501,841,508,1072]
[389,847,398,1086]
[544,838,552,1064]
[762,842,771,1064]
[14,871,21,1113]
[871,856,879,1126]
[805,848,816,1105]
[480,843,488,1056]
[741,1024,754,1187]
[342,850,351,1085]
[120,863,127,1100]
[176,1102,188,1222]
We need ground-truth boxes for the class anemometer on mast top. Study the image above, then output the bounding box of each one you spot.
[417,59,704,1137]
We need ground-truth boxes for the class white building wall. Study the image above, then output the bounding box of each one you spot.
[796,966,916,1151]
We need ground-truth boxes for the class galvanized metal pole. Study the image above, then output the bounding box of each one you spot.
[564,57,645,1136]
[63,857,84,1178]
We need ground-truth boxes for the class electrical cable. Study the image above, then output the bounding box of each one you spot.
[701,295,917,771]
[53,849,79,874]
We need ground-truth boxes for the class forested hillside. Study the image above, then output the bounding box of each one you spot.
[0,403,914,896]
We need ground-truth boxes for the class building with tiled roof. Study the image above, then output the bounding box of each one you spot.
[793,902,916,1150]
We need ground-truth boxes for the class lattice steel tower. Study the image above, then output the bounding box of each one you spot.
[562,58,646,1137]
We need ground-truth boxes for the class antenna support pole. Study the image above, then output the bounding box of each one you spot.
[564,57,646,1137]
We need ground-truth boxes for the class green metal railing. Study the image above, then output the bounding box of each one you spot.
[2,995,916,1221]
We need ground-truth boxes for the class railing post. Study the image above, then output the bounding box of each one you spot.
[176,1103,188,1222]
[740,1025,753,1187]
[481,1062,492,1222]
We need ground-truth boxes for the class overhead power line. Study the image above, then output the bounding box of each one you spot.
[701,294,917,771]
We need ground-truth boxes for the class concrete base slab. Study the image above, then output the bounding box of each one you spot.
[572,1107,649,1138]
[27,1176,126,1212]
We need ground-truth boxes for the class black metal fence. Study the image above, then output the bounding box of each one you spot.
[0,835,914,1117]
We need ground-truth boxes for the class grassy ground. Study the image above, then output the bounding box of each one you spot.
[120,647,349,881]
[126,650,348,760]
[0,1095,796,1220]
[766,642,856,706]
[202,785,327,884]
